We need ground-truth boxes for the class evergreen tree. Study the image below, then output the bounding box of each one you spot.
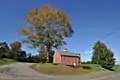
[91,41,116,69]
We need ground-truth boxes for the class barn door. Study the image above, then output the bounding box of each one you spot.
[61,56,65,64]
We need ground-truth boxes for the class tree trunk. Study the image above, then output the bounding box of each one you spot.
[40,43,45,53]
[46,45,51,63]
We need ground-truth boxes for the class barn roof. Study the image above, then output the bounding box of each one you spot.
[58,51,80,57]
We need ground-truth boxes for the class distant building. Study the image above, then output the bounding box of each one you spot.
[53,50,81,66]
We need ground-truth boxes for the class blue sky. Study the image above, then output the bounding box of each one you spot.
[0,0,120,63]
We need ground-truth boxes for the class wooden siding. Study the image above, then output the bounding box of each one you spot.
[61,55,80,66]
[53,51,81,66]
[53,51,61,63]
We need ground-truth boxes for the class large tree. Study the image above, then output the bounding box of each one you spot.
[91,41,108,64]
[91,41,116,69]
[19,4,73,62]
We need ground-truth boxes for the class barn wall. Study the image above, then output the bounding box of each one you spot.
[61,56,80,66]
[53,51,61,63]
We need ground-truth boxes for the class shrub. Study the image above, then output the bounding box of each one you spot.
[82,66,91,69]
[39,53,47,63]
[52,63,58,65]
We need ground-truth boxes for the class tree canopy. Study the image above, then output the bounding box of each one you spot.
[19,4,73,62]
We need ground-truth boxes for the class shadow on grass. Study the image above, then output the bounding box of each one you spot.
[67,65,92,70]
[81,66,91,70]
[107,68,116,71]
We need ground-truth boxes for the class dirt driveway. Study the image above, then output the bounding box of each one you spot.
[0,63,56,80]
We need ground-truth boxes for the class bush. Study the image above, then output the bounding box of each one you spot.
[52,63,58,65]
[32,55,41,63]
[82,66,91,69]
[39,53,47,63]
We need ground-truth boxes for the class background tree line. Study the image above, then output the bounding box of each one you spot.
[0,41,51,63]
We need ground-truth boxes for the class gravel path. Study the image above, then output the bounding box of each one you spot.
[0,63,120,80]
[0,63,56,80]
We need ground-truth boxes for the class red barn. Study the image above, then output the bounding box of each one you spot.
[53,51,81,66]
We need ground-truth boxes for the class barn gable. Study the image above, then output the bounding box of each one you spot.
[53,50,81,66]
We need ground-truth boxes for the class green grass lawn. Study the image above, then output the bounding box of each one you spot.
[81,64,110,74]
[113,65,120,71]
[31,63,91,75]
[82,64,120,74]
[0,58,17,66]
[31,63,120,76]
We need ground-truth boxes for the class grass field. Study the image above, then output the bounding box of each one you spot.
[82,64,120,73]
[31,63,120,76]
[31,63,91,75]
[81,64,111,74]
[0,58,17,66]
[113,65,120,71]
